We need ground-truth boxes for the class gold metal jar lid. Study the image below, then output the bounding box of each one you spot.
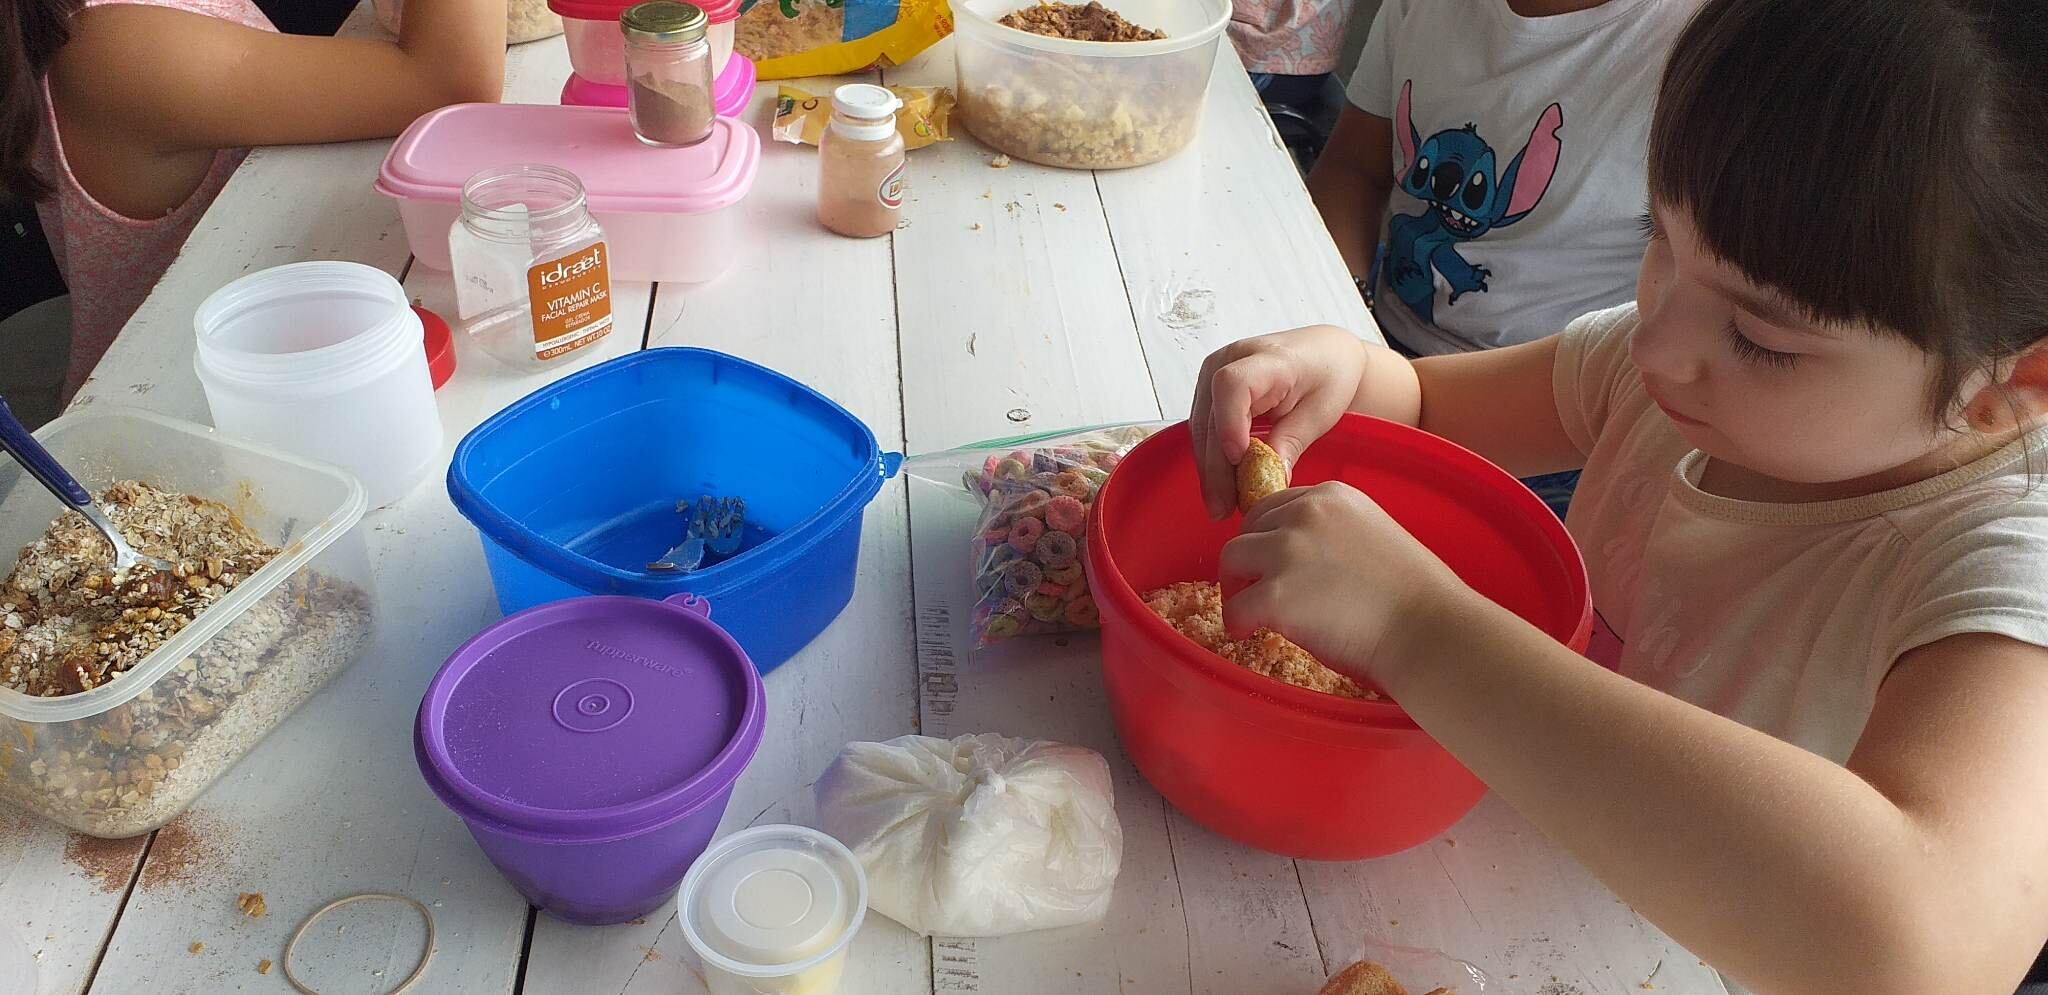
[621,1,707,44]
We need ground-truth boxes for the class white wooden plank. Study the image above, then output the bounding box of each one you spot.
[1297,795,1724,994]
[0,811,142,995]
[516,78,934,995]
[883,46,1161,448]
[1092,43,1378,412]
[904,495,1193,995]
[881,39,1329,994]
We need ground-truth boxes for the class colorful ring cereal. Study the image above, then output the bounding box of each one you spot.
[1063,595,1098,627]
[1008,516,1045,555]
[1033,529,1078,568]
[1044,495,1086,536]
[1002,559,1044,599]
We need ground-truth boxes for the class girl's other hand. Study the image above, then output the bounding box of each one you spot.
[1219,482,1471,685]
[1189,326,1370,519]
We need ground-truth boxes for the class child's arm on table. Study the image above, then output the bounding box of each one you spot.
[47,0,505,216]
[1191,327,1579,518]
[1222,488,2048,995]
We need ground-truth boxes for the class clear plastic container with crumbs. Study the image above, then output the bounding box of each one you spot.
[0,409,374,838]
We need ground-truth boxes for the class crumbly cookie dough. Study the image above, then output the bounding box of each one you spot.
[1142,581,1372,699]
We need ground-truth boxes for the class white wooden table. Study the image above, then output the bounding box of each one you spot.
[0,11,1723,994]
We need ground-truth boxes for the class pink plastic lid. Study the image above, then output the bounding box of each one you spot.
[376,103,760,216]
[561,53,754,117]
[550,0,735,24]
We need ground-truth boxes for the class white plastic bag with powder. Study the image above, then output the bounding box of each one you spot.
[813,733,1124,938]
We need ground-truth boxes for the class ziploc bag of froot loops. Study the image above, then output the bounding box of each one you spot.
[904,423,1162,648]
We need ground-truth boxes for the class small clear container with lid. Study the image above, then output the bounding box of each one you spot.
[623,1,717,147]
[680,824,869,995]
[447,164,615,372]
[817,83,906,239]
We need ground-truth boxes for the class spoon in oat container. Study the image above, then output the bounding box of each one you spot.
[0,396,178,582]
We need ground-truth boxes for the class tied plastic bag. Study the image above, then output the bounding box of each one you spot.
[773,84,955,149]
[736,0,953,80]
[814,733,1123,937]
[904,422,1161,647]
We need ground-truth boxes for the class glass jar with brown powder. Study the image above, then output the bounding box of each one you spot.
[622,1,717,148]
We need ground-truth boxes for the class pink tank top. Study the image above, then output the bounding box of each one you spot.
[33,0,276,398]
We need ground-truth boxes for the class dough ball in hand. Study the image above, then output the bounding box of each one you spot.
[1236,438,1291,513]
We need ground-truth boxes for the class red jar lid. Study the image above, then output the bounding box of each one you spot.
[416,305,456,390]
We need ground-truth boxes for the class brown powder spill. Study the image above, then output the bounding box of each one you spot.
[0,809,31,848]
[63,832,147,892]
[140,810,230,890]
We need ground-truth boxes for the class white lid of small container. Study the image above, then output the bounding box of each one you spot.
[679,825,867,977]
[375,103,760,215]
[829,84,902,142]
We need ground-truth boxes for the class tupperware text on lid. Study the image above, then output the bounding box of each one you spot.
[376,103,759,215]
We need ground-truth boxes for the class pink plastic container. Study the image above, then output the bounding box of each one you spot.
[375,103,759,284]
[552,0,738,84]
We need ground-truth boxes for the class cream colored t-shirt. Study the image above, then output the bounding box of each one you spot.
[1554,303,2048,764]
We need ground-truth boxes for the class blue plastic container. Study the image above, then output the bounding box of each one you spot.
[447,349,901,674]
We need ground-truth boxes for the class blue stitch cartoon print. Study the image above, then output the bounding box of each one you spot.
[1384,79,1564,326]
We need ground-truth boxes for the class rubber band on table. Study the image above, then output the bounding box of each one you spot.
[281,892,436,995]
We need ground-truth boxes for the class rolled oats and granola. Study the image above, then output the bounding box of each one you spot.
[960,2,1208,169]
[0,481,371,837]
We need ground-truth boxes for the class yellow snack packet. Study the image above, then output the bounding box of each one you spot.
[773,84,955,149]
[737,0,952,80]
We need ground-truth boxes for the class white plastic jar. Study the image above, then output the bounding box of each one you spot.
[193,261,443,507]
[680,825,868,995]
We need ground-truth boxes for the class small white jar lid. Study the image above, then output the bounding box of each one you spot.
[680,825,868,976]
[829,84,902,141]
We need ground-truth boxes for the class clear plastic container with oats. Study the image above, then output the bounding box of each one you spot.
[0,410,373,838]
[954,0,1229,170]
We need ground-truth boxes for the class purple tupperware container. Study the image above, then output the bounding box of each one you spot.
[415,593,765,924]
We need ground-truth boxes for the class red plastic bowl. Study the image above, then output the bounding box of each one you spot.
[1085,416,1593,860]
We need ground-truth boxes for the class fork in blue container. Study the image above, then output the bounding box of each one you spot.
[647,496,746,573]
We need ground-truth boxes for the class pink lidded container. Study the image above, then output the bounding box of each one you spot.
[375,104,760,284]
[552,0,738,86]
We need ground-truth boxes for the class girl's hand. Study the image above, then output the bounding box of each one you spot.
[1219,482,1471,684]
[1189,326,1371,519]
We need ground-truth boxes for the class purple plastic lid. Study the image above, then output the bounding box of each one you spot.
[416,593,765,841]
[561,53,756,118]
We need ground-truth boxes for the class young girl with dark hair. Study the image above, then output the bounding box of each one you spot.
[1,0,507,398]
[1196,0,2048,991]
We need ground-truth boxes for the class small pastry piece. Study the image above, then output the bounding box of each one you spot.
[1236,437,1291,513]
[1316,960,1452,995]
[1317,961,1409,995]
